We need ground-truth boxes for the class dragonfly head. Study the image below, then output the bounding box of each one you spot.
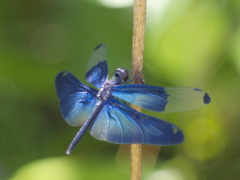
[114,68,129,84]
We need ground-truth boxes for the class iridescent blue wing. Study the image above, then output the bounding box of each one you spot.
[90,98,184,145]
[112,85,211,113]
[85,44,108,89]
[55,71,98,126]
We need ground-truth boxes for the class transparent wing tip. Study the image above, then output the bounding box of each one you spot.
[193,88,211,105]
[94,44,106,51]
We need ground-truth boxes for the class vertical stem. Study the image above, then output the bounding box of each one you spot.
[131,0,146,180]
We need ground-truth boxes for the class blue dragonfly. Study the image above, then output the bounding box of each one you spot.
[55,44,211,154]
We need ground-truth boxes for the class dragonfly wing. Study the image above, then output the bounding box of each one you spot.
[112,85,211,113]
[85,44,108,88]
[162,87,210,112]
[90,98,184,145]
[55,71,98,126]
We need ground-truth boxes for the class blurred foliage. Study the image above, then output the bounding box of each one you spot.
[0,0,240,179]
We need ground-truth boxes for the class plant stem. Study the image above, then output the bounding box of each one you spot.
[131,0,146,180]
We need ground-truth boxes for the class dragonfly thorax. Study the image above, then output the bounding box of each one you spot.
[97,81,115,100]
[97,68,128,100]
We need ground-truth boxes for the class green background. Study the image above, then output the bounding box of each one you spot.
[1,0,240,179]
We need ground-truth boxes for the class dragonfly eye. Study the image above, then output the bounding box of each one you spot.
[114,68,129,82]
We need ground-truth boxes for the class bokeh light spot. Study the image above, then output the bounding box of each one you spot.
[148,168,184,180]
[184,118,225,163]
[31,24,71,64]
[10,157,80,180]
[98,0,133,8]
[146,0,170,27]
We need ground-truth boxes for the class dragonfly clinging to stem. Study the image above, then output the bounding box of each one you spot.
[55,44,211,154]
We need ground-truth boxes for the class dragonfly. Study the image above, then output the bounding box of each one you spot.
[55,44,211,154]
